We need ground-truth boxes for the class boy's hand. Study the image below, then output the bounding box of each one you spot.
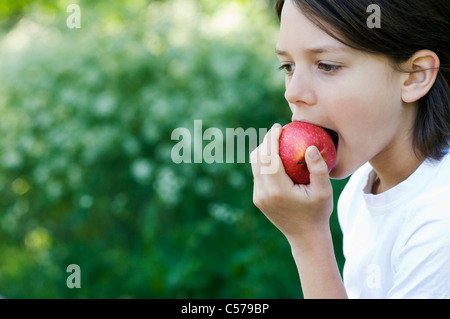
[250,123,334,244]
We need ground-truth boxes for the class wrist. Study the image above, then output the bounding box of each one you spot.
[286,223,333,253]
[286,225,346,298]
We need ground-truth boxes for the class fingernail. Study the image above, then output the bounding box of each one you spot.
[307,146,321,161]
[272,123,281,129]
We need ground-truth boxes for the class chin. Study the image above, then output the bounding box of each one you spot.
[329,162,357,181]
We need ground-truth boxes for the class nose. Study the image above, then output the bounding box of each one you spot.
[284,71,316,106]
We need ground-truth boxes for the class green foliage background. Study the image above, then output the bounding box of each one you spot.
[0,0,348,298]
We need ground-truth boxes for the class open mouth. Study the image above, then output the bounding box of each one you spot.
[323,128,339,150]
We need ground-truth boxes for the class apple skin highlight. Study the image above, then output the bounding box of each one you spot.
[279,122,337,184]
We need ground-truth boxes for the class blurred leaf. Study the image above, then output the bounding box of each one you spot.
[0,0,346,298]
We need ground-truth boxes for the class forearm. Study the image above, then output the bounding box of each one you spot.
[288,226,348,299]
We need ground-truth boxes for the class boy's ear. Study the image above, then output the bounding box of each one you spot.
[401,49,440,103]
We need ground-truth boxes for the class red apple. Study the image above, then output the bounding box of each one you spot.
[279,121,337,184]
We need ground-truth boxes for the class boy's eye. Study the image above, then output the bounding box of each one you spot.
[278,63,295,74]
[317,62,341,73]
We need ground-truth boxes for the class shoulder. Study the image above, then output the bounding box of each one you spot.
[395,152,450,241]
[406,152,450,222]
[390,197,450,298]
[390,173,450,298]
[390,155,450,298]
[402,184,450,244]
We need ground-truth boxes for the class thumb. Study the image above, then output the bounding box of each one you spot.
[305,145,331,191]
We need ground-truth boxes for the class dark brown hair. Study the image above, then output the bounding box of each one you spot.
[275,0,450,160]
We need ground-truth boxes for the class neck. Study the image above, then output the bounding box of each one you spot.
[369,133,424,195]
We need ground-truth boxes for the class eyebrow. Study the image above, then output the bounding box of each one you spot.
[275,44,348,56]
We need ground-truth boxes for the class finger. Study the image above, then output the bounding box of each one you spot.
[259,124,284,176]
[267,123,282,159]
[250,124,277,178]
[259,123,281,162]
[305,145,332,195]
[251,123,280,168]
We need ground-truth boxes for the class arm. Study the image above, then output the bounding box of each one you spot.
[289,226,347,298]
[250,124,347,299]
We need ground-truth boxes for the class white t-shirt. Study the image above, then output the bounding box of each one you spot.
[338,151,450,299]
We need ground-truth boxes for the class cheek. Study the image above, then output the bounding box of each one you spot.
[327,80,401,176]
[332,64,401,139]
[322,59,403,177]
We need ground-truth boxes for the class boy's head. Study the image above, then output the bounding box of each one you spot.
[275,0,450,175]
